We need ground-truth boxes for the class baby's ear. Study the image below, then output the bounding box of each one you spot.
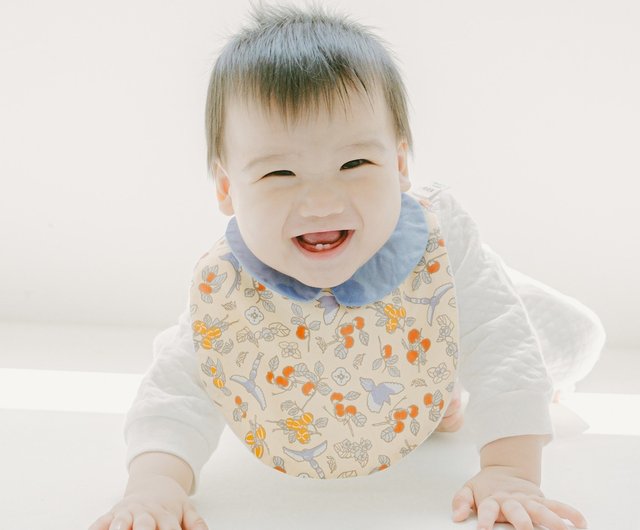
[397,140,411,192]
[214,162,234,216]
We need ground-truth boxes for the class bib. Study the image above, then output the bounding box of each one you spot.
[189,190,460,478]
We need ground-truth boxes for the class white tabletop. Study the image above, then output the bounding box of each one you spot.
[2,396,638,530]
[1,323,637,530]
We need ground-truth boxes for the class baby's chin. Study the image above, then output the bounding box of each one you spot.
[290,267,357,289]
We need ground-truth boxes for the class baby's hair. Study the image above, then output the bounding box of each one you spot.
[204,1,413,177]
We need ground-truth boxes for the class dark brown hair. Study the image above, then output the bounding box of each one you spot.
[205,2,413,175]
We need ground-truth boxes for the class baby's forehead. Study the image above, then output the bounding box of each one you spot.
[227,86,387,125]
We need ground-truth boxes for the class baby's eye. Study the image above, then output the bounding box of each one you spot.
[263,170,295,178]
[341,159,370,170]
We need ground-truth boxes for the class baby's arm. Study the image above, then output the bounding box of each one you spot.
[88,304,224,530]
[89,451,207,530]
[438,190,587,529]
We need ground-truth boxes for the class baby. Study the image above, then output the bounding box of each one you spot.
[90,4,603,530]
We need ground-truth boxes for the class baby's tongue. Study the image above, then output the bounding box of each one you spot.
[300,230,343,244]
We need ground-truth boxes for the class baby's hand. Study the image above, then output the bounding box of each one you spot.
[451,466,588,529]
[88,474,208,530]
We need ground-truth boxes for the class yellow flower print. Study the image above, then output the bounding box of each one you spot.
[192,315,234,353]
[245,417,269,459]
[383,303,406,333]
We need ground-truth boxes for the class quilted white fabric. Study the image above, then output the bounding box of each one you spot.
[123,186,605,494]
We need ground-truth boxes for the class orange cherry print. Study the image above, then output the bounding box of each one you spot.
[378,464,389,471]
[340,324,353,336]
[198,283,213,294]
[275,375,289,388]
[344,335,355,349]
[408,329,421,344]
[205,272,216,282]
[353,317,365,330]
[234,396,243,405]
[393,409,408,420]
[266,371,274,384]
[438,238,445,247]
[345,405,357,415]
[256,282,266,291]
[393,421,405,433]
[406,350,419,364]
[302,381,315,396]
[340,324,354,335]
[274,465,286,473]
[282,366,295,378]
[296,325,308,339]
[427,261,440,274]
[421,338,431,351]
[382,344,392,358]
[335,403,345,417]
[331,392,344,402]
[424,393,433,406]
[408,405,419,418]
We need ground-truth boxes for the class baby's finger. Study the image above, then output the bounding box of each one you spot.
[155,513,182,530]
[183,504,210,530]
[539,498,589,528]
[131,511,156,530]
[451,484,474,521]
[476,496,500,530]
[524,500,570,530]
[88,512,114,530]
[107,511,132,530]
[500,498,534,530]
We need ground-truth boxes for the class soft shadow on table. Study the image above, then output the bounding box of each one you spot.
[1,401,636,529]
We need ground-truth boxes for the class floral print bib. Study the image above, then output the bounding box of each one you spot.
[190,193,460,478]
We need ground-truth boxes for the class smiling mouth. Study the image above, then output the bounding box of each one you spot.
[295,230,352,252]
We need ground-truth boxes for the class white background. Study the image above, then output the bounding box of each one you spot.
[1,0,638,348]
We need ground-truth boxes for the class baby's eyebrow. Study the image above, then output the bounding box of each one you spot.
[243,139,386,172]
[243,153,292,172]
[340,139,386,152]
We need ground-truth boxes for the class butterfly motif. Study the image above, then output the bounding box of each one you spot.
[229,352,267,410]
[359,377,405,413]
[403,282,454,325]
[282,440,328,478]
[317,294,340,325]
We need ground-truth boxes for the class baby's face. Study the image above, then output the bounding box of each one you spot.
[215,87,410,288]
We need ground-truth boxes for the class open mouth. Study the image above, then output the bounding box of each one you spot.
[293,229,353,255]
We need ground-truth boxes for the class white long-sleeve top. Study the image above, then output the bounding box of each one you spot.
[123,187,555,494]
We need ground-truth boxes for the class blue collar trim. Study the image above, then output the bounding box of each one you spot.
[224,192,429,306]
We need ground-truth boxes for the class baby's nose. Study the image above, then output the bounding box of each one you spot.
[297,183,346,218]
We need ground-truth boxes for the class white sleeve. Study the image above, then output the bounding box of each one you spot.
[436,189,555,452]
[123,302,226,495]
